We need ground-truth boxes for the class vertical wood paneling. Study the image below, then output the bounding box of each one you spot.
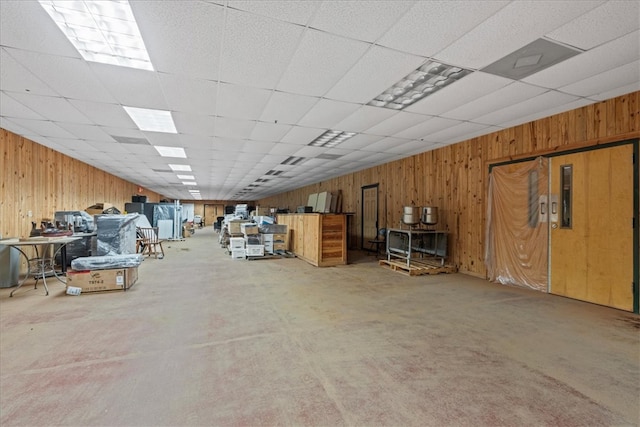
[257,92,640,278]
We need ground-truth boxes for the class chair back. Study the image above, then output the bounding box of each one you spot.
[378,228,387,240]
[139,227,160,243]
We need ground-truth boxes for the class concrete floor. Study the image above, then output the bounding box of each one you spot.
[1,226,638,427]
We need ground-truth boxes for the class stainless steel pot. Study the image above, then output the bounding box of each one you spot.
[402,206,421,225]
[421,206,438,225]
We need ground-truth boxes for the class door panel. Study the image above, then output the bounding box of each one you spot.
[550,144,634,311]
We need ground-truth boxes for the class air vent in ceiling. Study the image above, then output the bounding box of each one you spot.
[281,156,307,166]
[481,38,582,80]
[316,153,343,160]
[265,170,283,176]
[152,168,173,173]
[111,135,150,145]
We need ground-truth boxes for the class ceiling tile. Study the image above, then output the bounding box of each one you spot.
[55,123,114,142]
[173,113,216,137]
[250,122,293,142]
[0,117,38,137]
[158,74,218,115]
[67,100,136,129]
[0,1,80,57]
[8,49,116,103]
[378,1,509,57]
[405,72,513,116]
[365,111,426,136]
[474,91,580,127]
[89,63,168,108]
[434,1,604,69]
[523,30,640,89]
[1,48,58,96]
[8,93,92,124]
[558,61,640,97]
[216,83,272,120]
[213,117,255,139]
[226,1,318,25]
[7,118,76,139]
[259,91,319,125]
[421,122,492,145]
[498,98,594,129]
[337,133,383,150]
[277,29,370,97]
[242,140,277,154]
[334,105,398,133]
[219,9,304,88]
[364,137,411,153]
[269,142,306,156]
[325,45,426,104]
[280,126,325,145]
[589,82,640,102]
[546,1,640,50]
[395,117,462,140]
[132,1,225,79]
[310,1,413,43]
[298,99,361,129]
[1,92,43,120]
[442,82,548,121]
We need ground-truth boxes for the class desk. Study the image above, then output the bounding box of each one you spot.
[1,236,81,297]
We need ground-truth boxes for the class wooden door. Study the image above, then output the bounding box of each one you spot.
[549,144,635,311]
[361,184,378,250]
[204,204,224,227]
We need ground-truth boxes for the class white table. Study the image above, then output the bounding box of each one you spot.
[1,236,81,297]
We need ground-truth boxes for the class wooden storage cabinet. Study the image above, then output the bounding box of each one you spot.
[277,214,347,267]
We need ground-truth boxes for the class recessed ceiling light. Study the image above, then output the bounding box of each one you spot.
[281,156,307,166]
[154,146,186,158]
[124,106,177,133]
[309,130,356,148]
[177,174,195,180]
[38,0,154,71]
[182,181,197,186]
[169,164,192,172]
[368,60,472,110]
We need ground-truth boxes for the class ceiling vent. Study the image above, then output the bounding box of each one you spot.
[316,153,343,160]
[281,156,307,166]
[111,135,150,145]
[481,38,582,80]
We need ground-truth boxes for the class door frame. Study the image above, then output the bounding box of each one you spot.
[488,138,639,313]
[361,183,379,250]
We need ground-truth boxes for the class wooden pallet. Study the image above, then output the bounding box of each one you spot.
[378,258,456,276]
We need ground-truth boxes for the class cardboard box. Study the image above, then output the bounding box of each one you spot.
[85,203,114,216]
[246,245,264,257]
[231,249,246,259]
[262,233,286,243]
[66,267,138,293]
[241,224,259,235]
[228,220,249,234]
[229,237,245,249]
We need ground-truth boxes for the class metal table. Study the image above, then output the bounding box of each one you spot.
[1,236,81,296]
[386,228,448,267]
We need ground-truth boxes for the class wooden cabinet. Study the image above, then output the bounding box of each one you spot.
[277,214,347,267]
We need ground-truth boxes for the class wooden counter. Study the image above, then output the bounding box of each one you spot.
[277,213,347,267]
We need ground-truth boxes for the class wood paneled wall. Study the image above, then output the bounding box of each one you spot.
[258,92,640,278]
[0,129,166,239]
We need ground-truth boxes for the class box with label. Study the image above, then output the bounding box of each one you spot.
[240,223,259,235]
[231,249,246,259]
[228,220,249,234]
[229,237,245,249]
[262,233,286,243]
[246,245,265,257]
[66,267,138,293]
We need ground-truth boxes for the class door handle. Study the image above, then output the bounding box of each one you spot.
[540,202,546,215]
[551,202,557,215]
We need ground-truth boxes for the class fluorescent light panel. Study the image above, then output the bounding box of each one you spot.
[368,60,472,110]
[169,164,192,172]
[154,145,186,158]
[177,174,195,180]
[308,130,356,148]
[38,0,154,71]
[124,107,177,133]
[182,181,197,186]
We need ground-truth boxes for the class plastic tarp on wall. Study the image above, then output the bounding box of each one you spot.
[485,157,549,291]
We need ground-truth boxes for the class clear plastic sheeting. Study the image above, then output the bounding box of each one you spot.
[71,254,143,271]
[485,157,549,291]
[95,214,138,256]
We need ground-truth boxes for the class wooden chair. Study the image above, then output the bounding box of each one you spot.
[138,227,165,259]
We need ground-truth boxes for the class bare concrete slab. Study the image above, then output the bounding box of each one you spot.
[1,227,638,426]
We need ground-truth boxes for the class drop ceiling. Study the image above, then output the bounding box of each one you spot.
[1,0,638,201]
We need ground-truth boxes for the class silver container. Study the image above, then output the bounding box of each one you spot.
[421,206,438,225]
[402,206,421,225]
